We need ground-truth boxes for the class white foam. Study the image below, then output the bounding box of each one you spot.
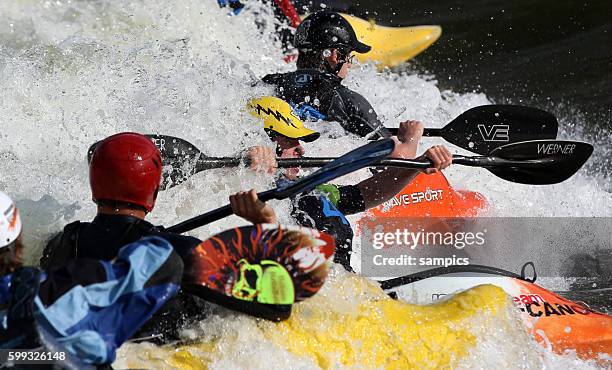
[0,1,609,368]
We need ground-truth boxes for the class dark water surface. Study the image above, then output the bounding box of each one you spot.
[297,1,612,127]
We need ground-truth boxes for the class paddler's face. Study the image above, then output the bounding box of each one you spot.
[272,135,304,180]
[325,49,353,79]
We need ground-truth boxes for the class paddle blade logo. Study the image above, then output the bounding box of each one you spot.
[185,224,335,304]
[294,73,313,86]
[149,137,166,153]
[232,259,295,305]
[536,143,576,155]
[477,124,510,142]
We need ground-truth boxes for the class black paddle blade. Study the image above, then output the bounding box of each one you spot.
[445,105,558,155]
[181,224,336,321]
[87,134,203,190]
[389,105,558,155]
[145,135,204,190]
[488,140,593,185]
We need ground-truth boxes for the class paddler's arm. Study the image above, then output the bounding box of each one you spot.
[326,89,392,139]
[357,120,453,209]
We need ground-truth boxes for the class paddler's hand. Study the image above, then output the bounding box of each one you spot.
[421,145,453,174]
[230,189,277,224]
[390,120,424,159]
[246,146,278,174]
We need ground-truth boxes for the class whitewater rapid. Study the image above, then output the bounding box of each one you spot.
[1,0,610,368]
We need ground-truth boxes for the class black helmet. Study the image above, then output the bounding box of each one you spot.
[294,11,371,54]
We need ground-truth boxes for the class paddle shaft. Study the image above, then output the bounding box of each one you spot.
[378,264,533,291]
[166,189,275,234]
[387,127,441,136]
[195,156,557,171]
[281,157,559,171]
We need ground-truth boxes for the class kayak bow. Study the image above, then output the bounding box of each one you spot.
[342,13,441,67]
[384,266,612,362]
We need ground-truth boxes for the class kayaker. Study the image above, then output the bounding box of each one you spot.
[254,11,454,270]
[217,0,301,55]
[246,115,452,270]
[261,10,391,139]
[40,132,277,343]
[0,190,183,367]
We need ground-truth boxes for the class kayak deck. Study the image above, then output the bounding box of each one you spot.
[398,274,612,362]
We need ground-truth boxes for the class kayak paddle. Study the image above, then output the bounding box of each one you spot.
[86,103,558,189]
[375,139,593,185]
[182,224,336,321]
[86,135,591,189]
[165,138,591,235]
[378,264,536,291]
[165,138,396,233]
[277,139,592,185]
[387,105,558,155]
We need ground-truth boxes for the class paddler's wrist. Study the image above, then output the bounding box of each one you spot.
[389,137,418,160]
[396,120,424,143]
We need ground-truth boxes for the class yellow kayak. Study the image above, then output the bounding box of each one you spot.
[116,278,511,369]
[341,13,442,68]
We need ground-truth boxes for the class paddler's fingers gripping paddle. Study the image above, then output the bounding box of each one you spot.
[86,96,319,190]
[182,224,335,321]
[387,105,558,155]
[165,138,395,234]
[378,140,593,185]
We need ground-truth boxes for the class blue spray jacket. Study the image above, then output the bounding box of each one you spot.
[0,236,183,365]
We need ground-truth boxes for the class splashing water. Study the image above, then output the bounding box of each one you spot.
[1,0,610,368]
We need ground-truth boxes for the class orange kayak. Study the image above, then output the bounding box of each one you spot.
[366,172,487,218]
[395,270,612,362]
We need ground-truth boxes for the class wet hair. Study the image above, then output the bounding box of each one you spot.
[0,236,24,275]
[296,49,326,70]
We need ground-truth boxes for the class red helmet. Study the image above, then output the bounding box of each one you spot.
[90,133,162,212]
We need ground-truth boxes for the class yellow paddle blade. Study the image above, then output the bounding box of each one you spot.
[342,13,441,68]
[247,96,320,142]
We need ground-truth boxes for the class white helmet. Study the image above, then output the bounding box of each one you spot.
[0,191,22,249]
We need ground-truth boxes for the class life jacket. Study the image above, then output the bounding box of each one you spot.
[0,267,96,369]
[2,236,183,366]
[39,215,206,345]
[289,188,356,272]
[40,215,159,270]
